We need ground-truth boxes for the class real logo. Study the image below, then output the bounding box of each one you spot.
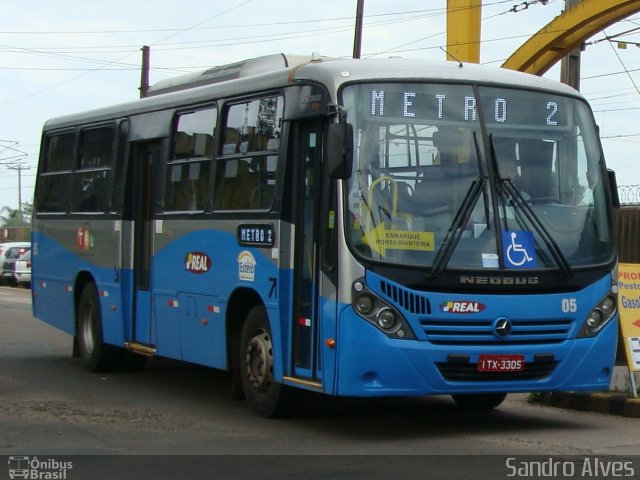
[440,301,486,314]
[185,252,211,274]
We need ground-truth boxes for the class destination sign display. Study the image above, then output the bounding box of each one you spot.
[349,84,572,128]
[238,224,275,248]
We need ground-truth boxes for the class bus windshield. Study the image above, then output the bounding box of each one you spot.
[342,82,614,271]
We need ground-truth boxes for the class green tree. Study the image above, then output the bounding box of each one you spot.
[0,205,29,227]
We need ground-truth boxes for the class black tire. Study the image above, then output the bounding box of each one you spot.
[451,393,507,410]
[239,305,302,418]
[77,283,124,372]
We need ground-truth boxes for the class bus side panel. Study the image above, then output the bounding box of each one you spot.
[32,224,125,347]
[32,232,76,335]
[151,226,281,371]
[319,295,340,395]
[153,292,183,360]
[179,293,226,368]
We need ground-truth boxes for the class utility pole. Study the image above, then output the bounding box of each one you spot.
[139,45,150,98]
[353,0,365,59]
[560,0,581,90]
[5,164,30,219]
[0,140,29,218]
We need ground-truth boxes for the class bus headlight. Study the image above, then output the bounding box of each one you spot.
[351,278,415,340]
[579,293,617,337]
[377,309,397,330]
[355,294,374,315]
[586,310,602,328]
[600,296,616,317]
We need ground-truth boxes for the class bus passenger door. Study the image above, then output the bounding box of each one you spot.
[290,120,336,385]
[128,139,161,347]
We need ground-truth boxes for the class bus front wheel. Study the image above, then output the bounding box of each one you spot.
[451,393,507,410]
[239,305,300,418]
[77,283,124,372]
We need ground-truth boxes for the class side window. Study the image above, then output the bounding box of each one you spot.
[164,107,217,212]
[72,125,115,212]
[37,132,76,213]
[214,95,283,210]
[110,120,129,214]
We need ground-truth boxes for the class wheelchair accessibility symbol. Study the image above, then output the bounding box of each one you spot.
[501,230,537,269]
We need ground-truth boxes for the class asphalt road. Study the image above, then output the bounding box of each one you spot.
[1,285,639,479]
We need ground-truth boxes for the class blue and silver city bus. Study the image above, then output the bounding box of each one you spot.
[32,54,619,417]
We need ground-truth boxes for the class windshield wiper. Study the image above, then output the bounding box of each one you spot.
[487,133,572,278]
[428,179,485,279]
[428,131,488,279]
[499,177,572,278]
[428,134,486,279]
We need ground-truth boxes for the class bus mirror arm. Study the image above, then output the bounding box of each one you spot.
[607,168,620,208]
[326,122,354,179]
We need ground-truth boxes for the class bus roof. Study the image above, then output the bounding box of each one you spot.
[43,55,581,130]
[296,57,579,95]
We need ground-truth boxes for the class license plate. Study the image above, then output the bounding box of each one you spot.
[477,354,525,372]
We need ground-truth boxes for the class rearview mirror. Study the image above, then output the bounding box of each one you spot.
[607,169,620,208]
[326,122,353,179]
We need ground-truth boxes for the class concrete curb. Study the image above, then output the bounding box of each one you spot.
[535,392,640,418]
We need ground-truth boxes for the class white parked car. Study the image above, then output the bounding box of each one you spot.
[0,242,31,286]
[14,250,31,287]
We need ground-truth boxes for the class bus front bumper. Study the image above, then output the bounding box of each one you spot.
[334,309,617,398]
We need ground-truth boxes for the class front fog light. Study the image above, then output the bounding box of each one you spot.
[587,310,603,328]
[377,308,397,329]
[355,294,374,315]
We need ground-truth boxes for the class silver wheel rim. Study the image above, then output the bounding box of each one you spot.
[244,328,274,393]
[81,303,95,355]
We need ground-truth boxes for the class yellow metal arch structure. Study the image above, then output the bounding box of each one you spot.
[447,0,482,63]
[502,0,640,75]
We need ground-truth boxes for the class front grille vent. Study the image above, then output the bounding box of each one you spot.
[380,281,431,315]
[421,318,572,345]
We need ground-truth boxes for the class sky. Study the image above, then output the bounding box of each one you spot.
[2,0,640,210]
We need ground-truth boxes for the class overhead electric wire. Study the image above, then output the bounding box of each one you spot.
[603,28,640,98]
[0,0,254,106]
[1,0,635,111]
[0,11,451,54]
[0,0,520,56]
[366,0,556,58]
[0,1,516,36]
[0,1,556,72]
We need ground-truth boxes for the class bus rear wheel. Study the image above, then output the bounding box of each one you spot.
[77,283,125,372]
[451,393,507,410]
[239,305,301,418]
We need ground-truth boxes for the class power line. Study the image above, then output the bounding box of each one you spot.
[601,133,640,139]
[0,12,449,55]
[0,0,254,107]
[366,0,558,58]
[0,2,516,36]
[603,28,640,98]
[0,1,529,57]
[0,0,561,72]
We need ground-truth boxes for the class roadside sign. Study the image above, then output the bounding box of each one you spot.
[616,263,640,372]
